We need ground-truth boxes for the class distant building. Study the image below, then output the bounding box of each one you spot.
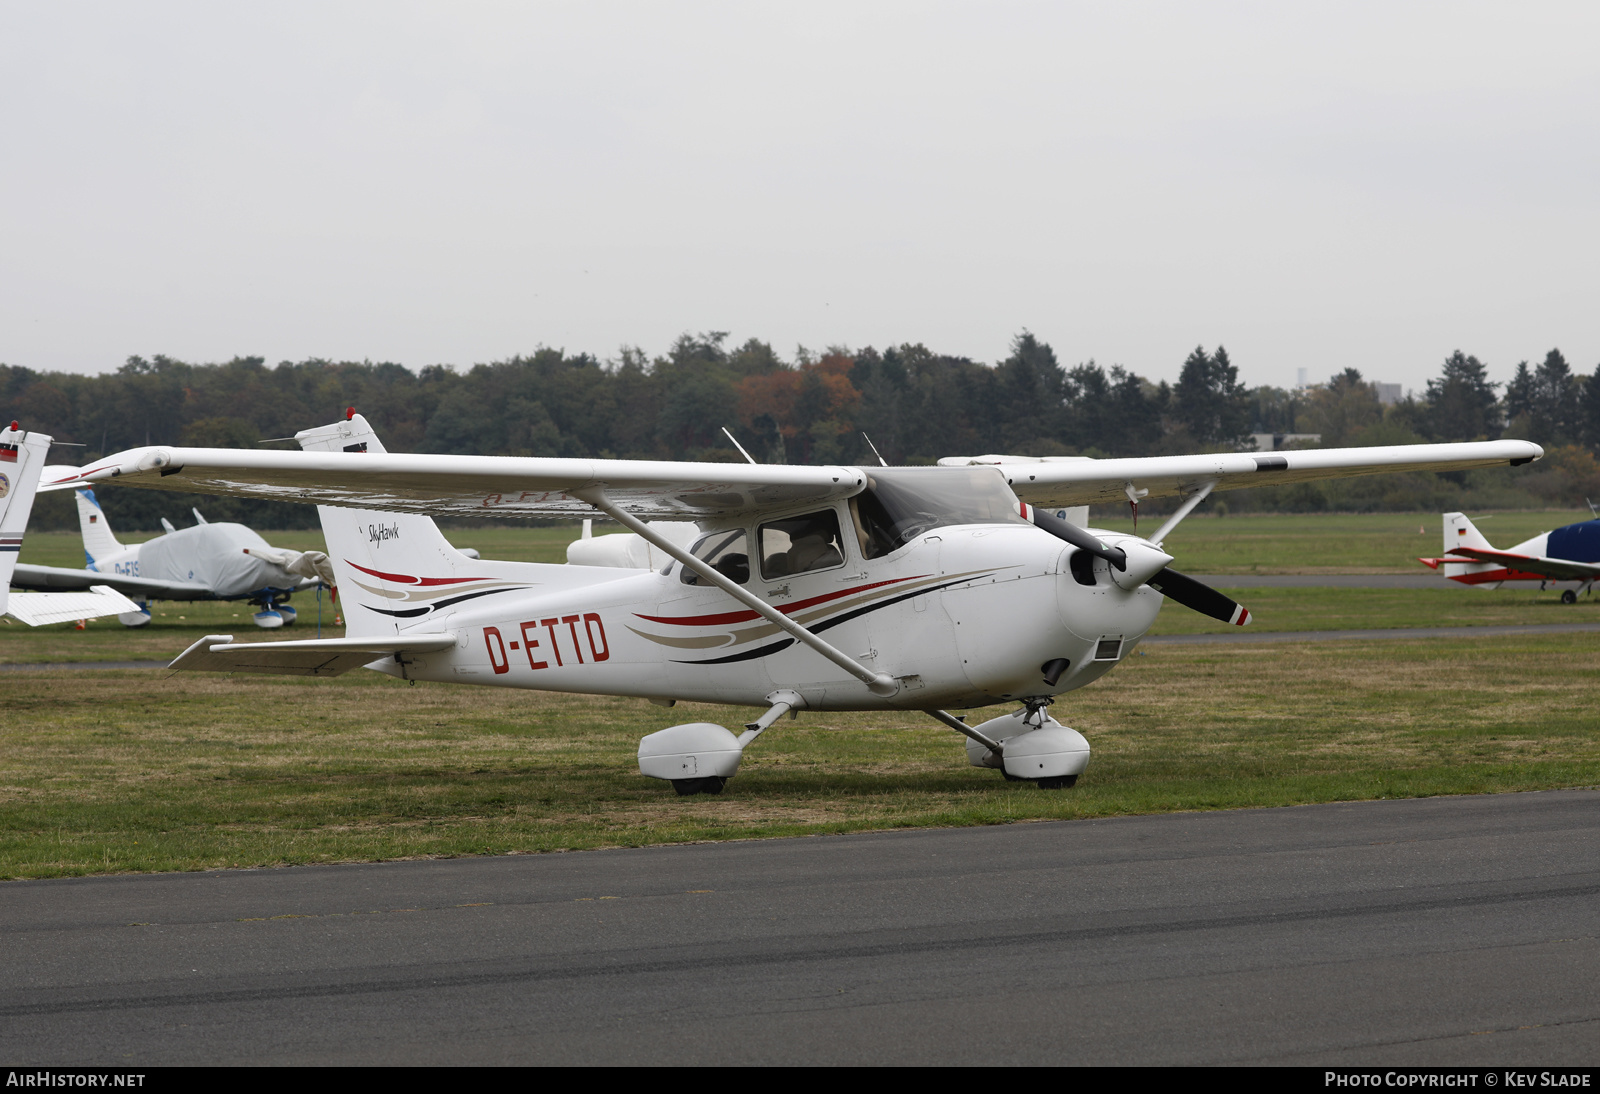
[1249,432,1322,452]
[1296,368,1308,391]
[1375,382,1402,406]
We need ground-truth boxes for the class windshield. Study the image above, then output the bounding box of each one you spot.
[679,529,749,585]
[849,466,1026,559]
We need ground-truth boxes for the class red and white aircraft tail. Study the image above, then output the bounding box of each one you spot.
[0,423,140,625]
[1420,511,1599,590]
[1442,511,1495,555]
[293,412,627,638]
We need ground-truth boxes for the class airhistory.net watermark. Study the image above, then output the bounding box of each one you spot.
[5,1075,145,1088]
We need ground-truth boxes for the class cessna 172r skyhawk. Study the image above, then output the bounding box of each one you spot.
[42,413,1544,794]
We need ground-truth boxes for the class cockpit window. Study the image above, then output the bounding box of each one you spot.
[759,509,846,580]
[679,529,750,585]
[849,466,1027,559]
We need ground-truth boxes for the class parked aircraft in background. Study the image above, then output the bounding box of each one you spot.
[47,413,1542,794]
[567,517,700,568]
[0,423,141,626]
[18,475,334,627]
[1420,510,1600,602]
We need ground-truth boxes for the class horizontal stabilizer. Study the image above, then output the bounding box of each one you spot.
[168,633,458,676]
[6,585,142,627]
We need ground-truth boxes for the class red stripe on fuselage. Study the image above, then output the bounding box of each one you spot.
[636,575,927,627]
[344,560,491,586]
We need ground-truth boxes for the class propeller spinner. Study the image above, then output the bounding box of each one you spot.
[1023,504,1252,626]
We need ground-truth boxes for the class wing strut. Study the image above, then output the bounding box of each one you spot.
[577,490,901,697]
[1147,479,1217,548]
[925,708,1003,753]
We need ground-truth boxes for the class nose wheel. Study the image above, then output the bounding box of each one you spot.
[672,776,727,796]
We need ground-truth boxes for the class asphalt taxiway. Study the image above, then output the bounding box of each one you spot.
[3,788,1597,1065]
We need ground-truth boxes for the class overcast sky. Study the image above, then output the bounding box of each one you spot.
[3,1,1597,393]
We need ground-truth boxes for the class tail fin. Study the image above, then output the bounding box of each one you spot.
[1443,512,1493,555]
[295,413,527,638]
[75,487,126,567]
[0,422,55,616]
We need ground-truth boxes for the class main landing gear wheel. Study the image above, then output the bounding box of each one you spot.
[1561,589,1578,604]
[672,776,728,796]
[1036,775,1078,790]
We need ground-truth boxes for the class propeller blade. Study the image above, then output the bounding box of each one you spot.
[1147,568,1252,626]
[1026,505,1127,572]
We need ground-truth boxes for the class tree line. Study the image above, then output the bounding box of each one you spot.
[5,333,1598,530]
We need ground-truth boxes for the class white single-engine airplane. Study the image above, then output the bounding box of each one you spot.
[1,423,142,626]
[44,412,1544,794]
[20,476,335,627]
[1420,510,1600,602]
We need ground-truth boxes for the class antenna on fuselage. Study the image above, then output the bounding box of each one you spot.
[1589,497,1598,518]
[720,426,759,465]
[861,432,888,467]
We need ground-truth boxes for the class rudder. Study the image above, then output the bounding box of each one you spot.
[1443,512,1493,554]
[296,413,485,637]
[75,488,126,567]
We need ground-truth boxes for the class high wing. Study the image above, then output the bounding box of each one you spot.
[169,633,460,677]
[10,563,215,599]
[45,448,865,520]
[939,442,1543,508]
[47,439,1540,521]
[1440,547,1600,582]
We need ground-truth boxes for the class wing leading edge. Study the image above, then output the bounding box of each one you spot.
[48,439,1542,521]
[45,448,865,520]
[1437,547,1600,582]
[940,441,1543,508]
[11,563,215,599]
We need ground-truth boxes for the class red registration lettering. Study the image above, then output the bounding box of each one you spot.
[583,613,609,662]
[483,626,509,674]
[561,615,586,664]
[541,618,564,666]
[518,620,548,670]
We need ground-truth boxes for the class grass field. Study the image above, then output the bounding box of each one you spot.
[3,634,1596,879]
[5,511,1597,879]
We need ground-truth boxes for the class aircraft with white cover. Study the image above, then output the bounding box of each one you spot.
[44,413,1544,794]
[0,422,141,626]
[1419,510,1600,603]
[18,478,334,628]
